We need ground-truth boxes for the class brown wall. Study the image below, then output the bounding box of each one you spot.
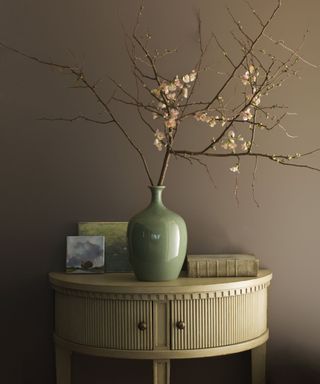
[1,1,320,383]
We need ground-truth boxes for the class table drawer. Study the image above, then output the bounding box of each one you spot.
[170,289,267,350]
[55,293,153,350]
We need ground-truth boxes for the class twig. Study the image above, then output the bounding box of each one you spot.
[263,33,318,69]
[175,153,217,189]
[38,115,114,125]
[251,156,260,207]
[1,43,154,185]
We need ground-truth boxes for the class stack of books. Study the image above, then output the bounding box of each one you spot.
[187,254,259,277]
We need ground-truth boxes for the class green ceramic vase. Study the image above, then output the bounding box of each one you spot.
[127,186,187,281]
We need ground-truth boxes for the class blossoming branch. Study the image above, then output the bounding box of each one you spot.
[1,0,320,203]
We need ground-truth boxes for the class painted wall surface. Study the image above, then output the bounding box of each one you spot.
[1,1,320,383]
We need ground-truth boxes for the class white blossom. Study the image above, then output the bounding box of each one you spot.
[158,102,166,110]
[221,131,238,151]
[241,71,250,86]
[241,65,259,85]
[174,76,183,89]
[194,111,204,121]
[151,88,161,97]
[240,107,253,121]
[189,70,197,82]
[161,83,170,94]
[170,108,179,118]
[154,138,163,151]
[222,139,237,151]
[253,94,261,106]
[199,112,208,122]
[230,164,240,173]
[182,87,188,98]
[153,129,166,151]
[182,70,197,84]
[168,83,177,92]
[241,141,251,151]
[228,130,236,139]
[182,74,190,83]
[209,118,216,127]
[155,129,165,140]
[167,92,176,101]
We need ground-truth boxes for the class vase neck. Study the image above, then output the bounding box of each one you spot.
[149,186,165,207]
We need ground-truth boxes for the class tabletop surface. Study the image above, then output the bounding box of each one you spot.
[49,270,272,294]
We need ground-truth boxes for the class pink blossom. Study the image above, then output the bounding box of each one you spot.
[165,118,177,129]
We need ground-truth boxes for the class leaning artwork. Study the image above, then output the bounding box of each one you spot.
[78,222,131,272]
[66,236,105,273]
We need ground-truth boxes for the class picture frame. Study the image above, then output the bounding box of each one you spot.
[66,235,105,273]
[78,222,131,272]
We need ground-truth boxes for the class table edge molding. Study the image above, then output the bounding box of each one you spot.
[54,330,269,359]
[50,273,272,301]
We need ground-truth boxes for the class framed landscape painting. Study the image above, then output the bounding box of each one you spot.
[66,236,105,273]
[78,222,131,272]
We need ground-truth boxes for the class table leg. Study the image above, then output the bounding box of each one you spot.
[153,360,170,384]
[55,344,72,384]
[251,343,266,384]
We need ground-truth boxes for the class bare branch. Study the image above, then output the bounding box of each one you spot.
[243,0,264,27]
[0,42,73,72]
[212,33,237,69]
[226,6,254,45]
[157,148,171,186]
[133,70,156,134]
[3,0,319,192]
[263,32,318,69]
[251,155,260,207]
[175,153,217,189]
[232,156,241,207]
[112,96,157,113]
[180,11,214,117]
[1,43,155,185]
[38,115,114,125]
[203,0,281,111]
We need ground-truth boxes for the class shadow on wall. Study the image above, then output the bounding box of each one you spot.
[73,352,320,384]
[72,353,251,384]
[268,358,320,384]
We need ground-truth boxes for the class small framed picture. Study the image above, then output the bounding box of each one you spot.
[66,236,105,273]
[78,222,131,272]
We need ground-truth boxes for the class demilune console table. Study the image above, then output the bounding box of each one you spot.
[49,270,272,384]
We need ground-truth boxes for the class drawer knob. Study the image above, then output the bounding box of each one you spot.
[138,321,147,331]
[176,321,186,330]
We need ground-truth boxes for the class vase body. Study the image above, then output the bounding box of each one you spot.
[127,186,187,281]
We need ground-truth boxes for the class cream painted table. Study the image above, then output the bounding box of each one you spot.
[49,270,272,384]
